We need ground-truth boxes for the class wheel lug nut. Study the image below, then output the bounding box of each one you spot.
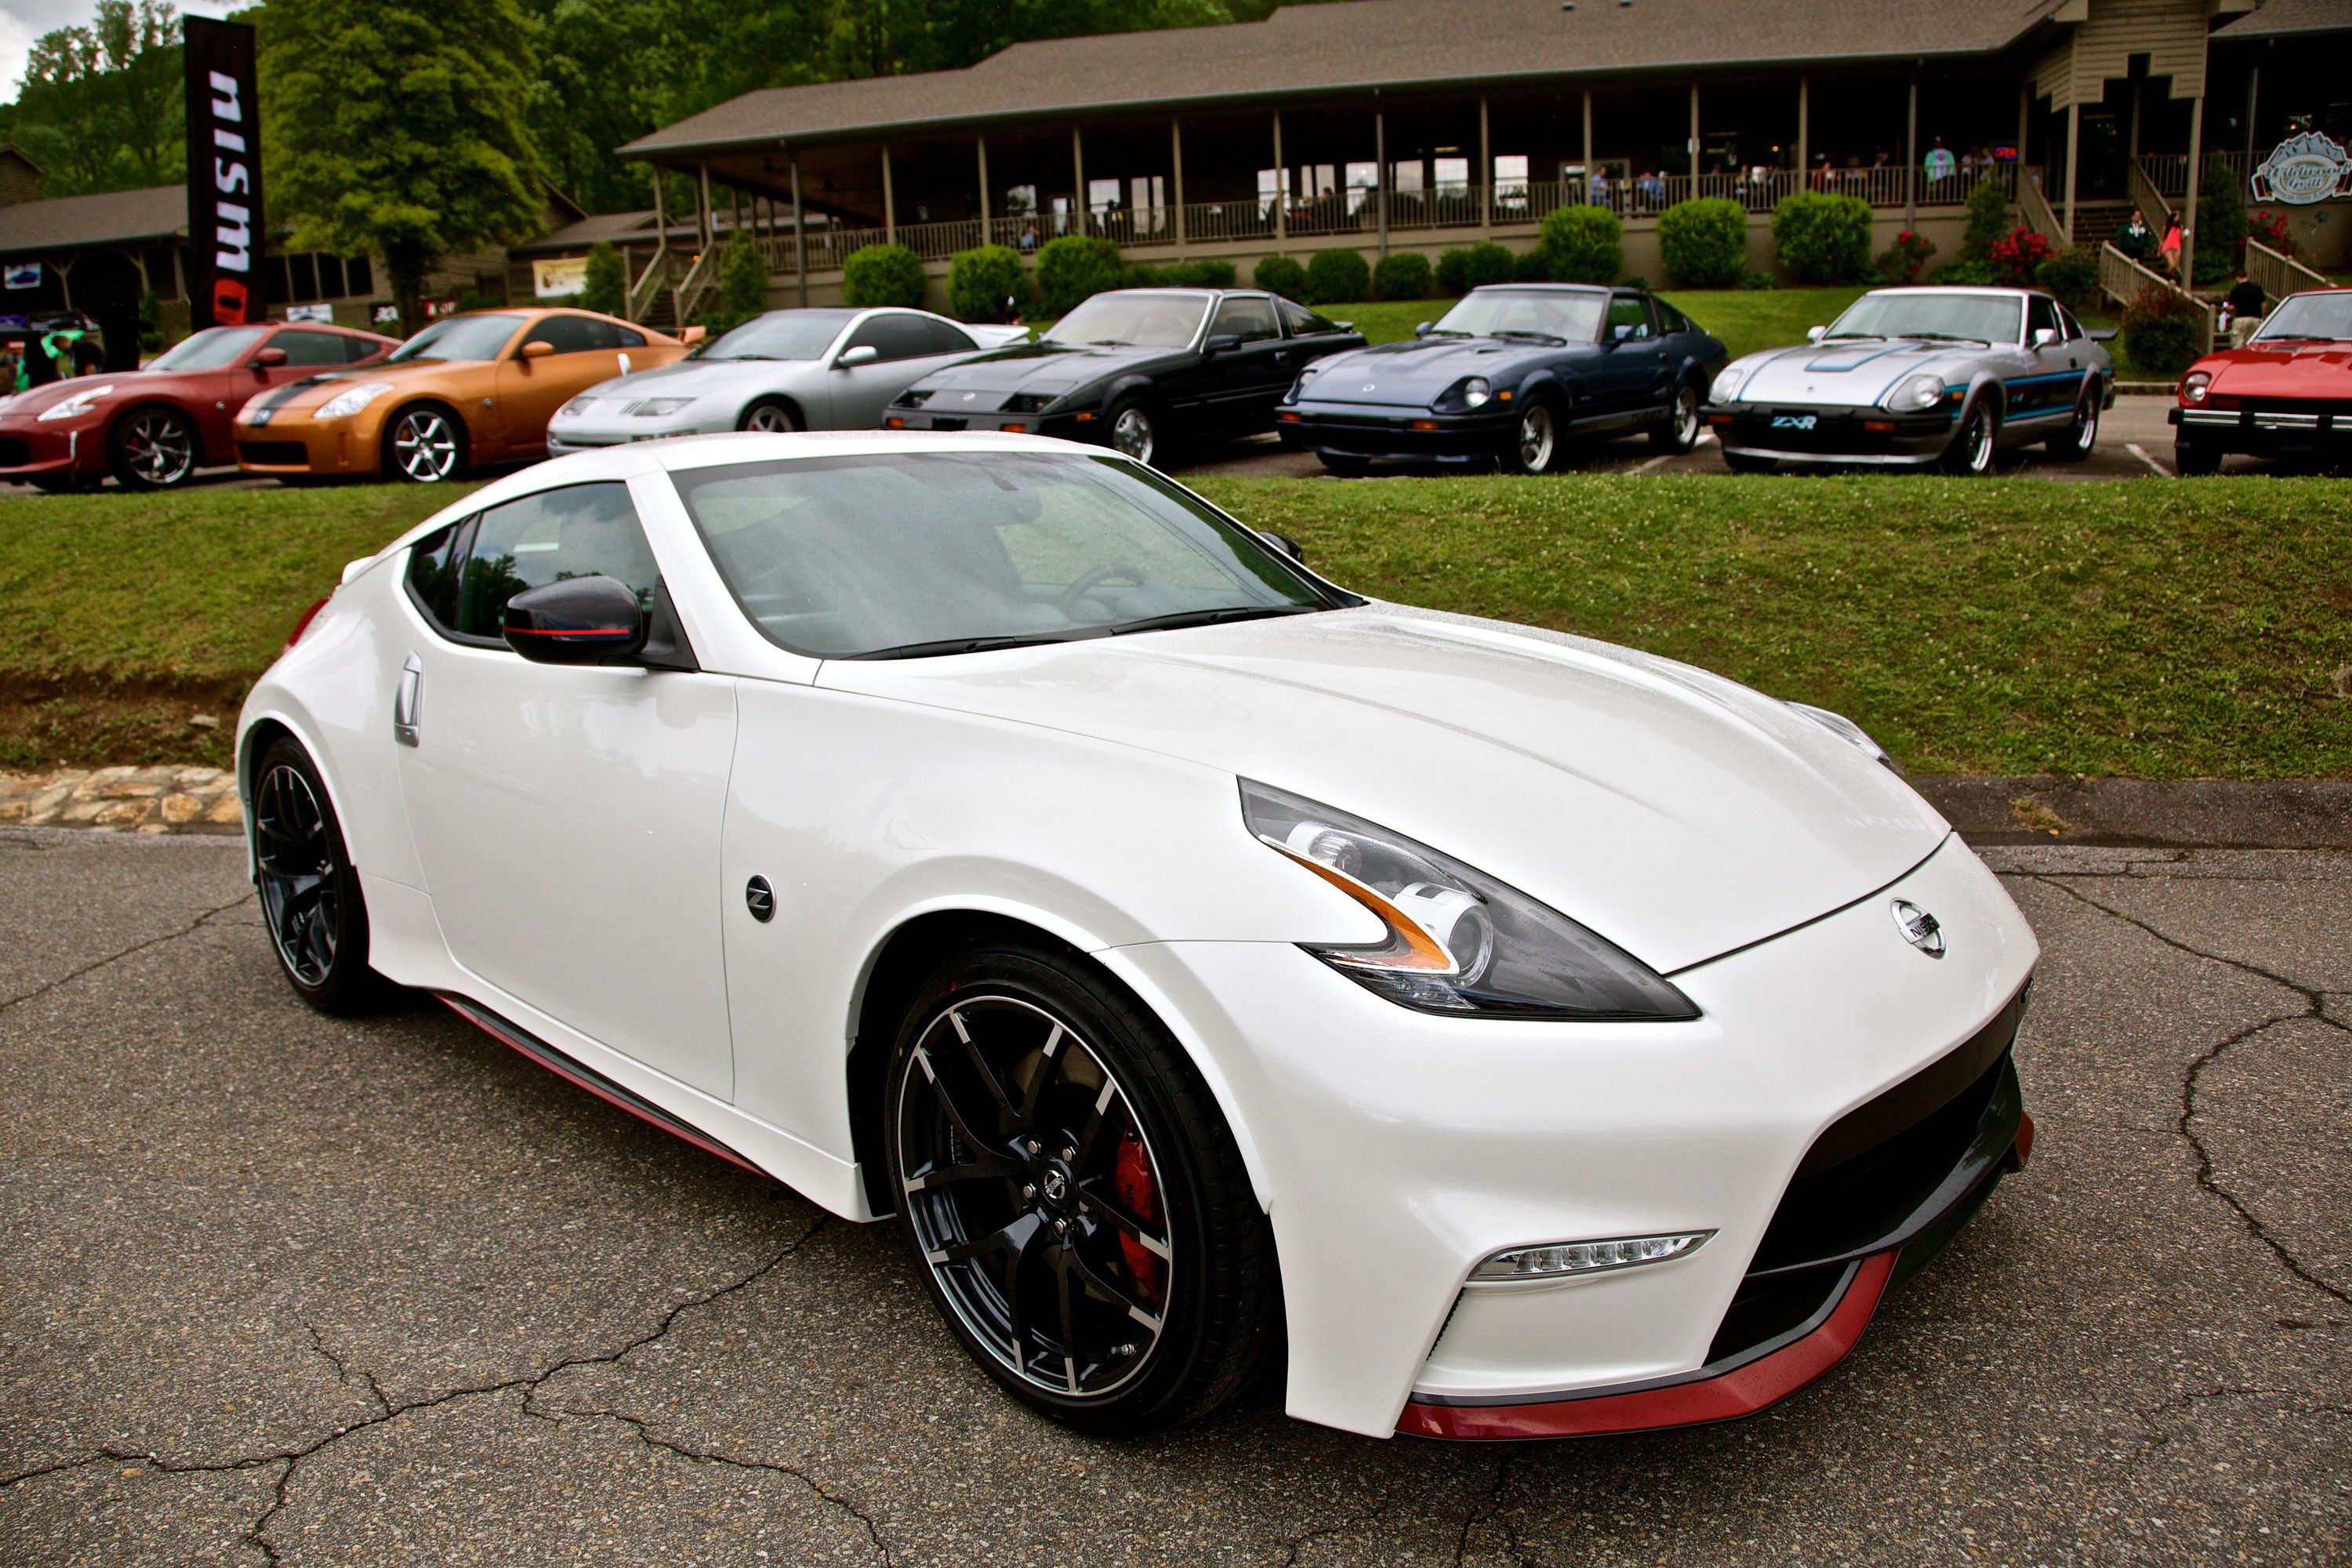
[1060,1147,1074,1160]
[1022,1184,1036,1200]
[1026,1140,1040,1155]
[1054,1218,1067,1234]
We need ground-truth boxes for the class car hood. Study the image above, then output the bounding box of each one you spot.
[1298,336,1592,407]
[905,341,1179,405]
[2200,340,2352,398]
[0,367,205,419]
[818,604,1949,974]
[245,358,490,419]
[555,357,812,409]
[1722,339,1987,408]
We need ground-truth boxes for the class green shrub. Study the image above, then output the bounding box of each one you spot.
[1771,191,1874,284]
[841,243,926,308]
[1656,198,1748,289]
[1512,246,1557,281]
[2035,245,2100,311]
[1875,230,1936,285]
[2194,152,2247,287]
[2122,285,2205,379]
[1370,251,1433,300]
[1931,259,2000,286]
[1436,242,1514,294]
[691,234,770,336]
[1163,259,1236,288]
[1962,178,2013,262]
[947,245,1028,322]
[1740,270,1777,291]
[1535,204,1623,284]
[1253,255,1309,302]
[1304,248,1370,304]
[579,241,626,318]
[1035,234,1122,315]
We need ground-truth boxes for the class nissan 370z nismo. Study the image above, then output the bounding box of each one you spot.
[238,432,2038,1440]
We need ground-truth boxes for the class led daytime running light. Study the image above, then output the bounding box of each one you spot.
[1472,1230,1712,1282]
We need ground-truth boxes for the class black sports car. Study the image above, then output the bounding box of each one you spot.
[883,288,1366,466]
[1278,284,1727,474]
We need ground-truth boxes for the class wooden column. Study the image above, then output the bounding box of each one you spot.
[2062,100,2080,242]
[1479,93,1491,231]
[881,143,895,244]
[2245,64,2259,161]
[1582,89,1593,201]
[698,162,713,251]
[1905,74,1918,230]
[1796,75,1809,182]
[1689,83,1700,183]
[2180,93,2205,291]
[1374,98,1388,256]
[1272,111,1287,252]
[2017,85,2030,169]
[1171,118,1187,249]
[789,151,806,307]
[1072,124,1087,238]
[977,135,991,239]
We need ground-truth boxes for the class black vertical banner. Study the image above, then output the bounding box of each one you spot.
[183,16,264,331]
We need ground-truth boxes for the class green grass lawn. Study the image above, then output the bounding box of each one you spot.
[1323,287,1871,360]
[3,473,2344,779]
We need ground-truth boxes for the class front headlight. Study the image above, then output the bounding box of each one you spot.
[1787,701,1896,771]
[37,383,114,421]
[1240,779,1699,1021]
[557,397,601,419]
[629,397,693,417]
[1886,372,1944,412]
[896,388,934,408]
[2181,371,2212,405]
[1003,392,1054,414]
[1432,376,1493,412]
[1709,364,1750,402]
[317,382,394,420]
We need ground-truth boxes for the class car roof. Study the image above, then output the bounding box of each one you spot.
[1468,283,1613,294]
[1863,285,2045,299]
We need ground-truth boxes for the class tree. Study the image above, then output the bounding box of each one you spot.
[262,0,549,335]
[1961,177,2012,263]
[579,241,627,316]
[699,233,769,332]
[2193,153,2247,287]
[8,1,183,196]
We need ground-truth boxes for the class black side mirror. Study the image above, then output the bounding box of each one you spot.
[502,575,644,664]
[1257,529,1305,564]
[1203,333,1242,357]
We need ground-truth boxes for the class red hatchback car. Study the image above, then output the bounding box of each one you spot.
[0,320,394,491]
[2171,287,2352,474]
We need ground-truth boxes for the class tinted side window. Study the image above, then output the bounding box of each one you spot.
[342,334,383,362]
[2026,296,2060,341]
[405,519,470,631]
[454,483,659,641]
[275,329,348,366]
[1210,296,1279,343]
[1657,302,1692,335]
[922,318,977,354]
[1606,294,1653,340]
[844,314,939,363]
[1278,299,1340,336]
[615,325,646,348]
[523,314,619,355]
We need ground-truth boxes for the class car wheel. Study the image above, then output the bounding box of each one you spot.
[1939,397,1998,477]
[885,938,1276,1436]
[738,398,800,433]
[1315,451,1372,477]
[109,405,200,490]
[250,737,387,1015]
[2046,384,2099,463]
[2174,438,2222,477]
[1105,398,1161,466]
[1650,382,1701,453]
[383,405,466,483]
[1504,396,1560,474]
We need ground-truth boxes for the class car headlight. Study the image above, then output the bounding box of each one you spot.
[1709,364,1750,402]
[1240,779,1699,1021]
[896,388,934,408]
[558,397,601,419]
[317,383,394,419]
[36,383,114,421]
[1886,372,1944,412]
[628,397,693,417]
[2181,371,2212,405]
[1787,701,1896,771]
[1003,392,1055,414]
[1433,376,1493,412]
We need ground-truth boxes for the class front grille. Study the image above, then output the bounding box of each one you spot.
[238,441,310,466]
[1727,414,1914,454]
[0,437,30,466]
[926,416,967,432]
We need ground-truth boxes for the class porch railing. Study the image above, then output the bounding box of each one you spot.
[2245,237,2330,301]
[2100,241,2213,356]
[2016,168,2066,243]
[2136,151,2252,201]
[2127,161,2176,232]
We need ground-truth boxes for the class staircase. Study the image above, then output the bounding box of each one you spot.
[2069,201,2135,249]
[640,289,677,333]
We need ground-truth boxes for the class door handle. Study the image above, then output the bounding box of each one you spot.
[394,654,423,746]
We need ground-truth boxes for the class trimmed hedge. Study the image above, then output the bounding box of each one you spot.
[2122,285,2205,379]
[1124,259,1239,289]
[1436,242,1515,294]
[1035,234,1123,314]
[1536,205,1622,284]
[1962,179,2012,262]
[2035,245,2100,311]
[1305,248,1371,304]
[1657,198,1748,289]
[1370,251,1433,300]
[1253,255,1309,302]
[1772,191,1874,284]
[946,245,1028,323]
[840,243,926,308]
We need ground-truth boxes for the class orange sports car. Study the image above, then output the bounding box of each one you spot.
[232,307,689,483]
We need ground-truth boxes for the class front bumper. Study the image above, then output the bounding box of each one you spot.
[1104,831,2038,1438]
[0,417,105,484]
[1705,401,1956,467]
[547,415,732,453]
[2172,402,2352,456]
[882,405,1097,441]
[232,419,372,476]
[1277,401,1517,463]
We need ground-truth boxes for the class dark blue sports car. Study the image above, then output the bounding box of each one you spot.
[1276,284,1726,474]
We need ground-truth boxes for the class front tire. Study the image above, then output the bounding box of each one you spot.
[383,405,466,484]
[884,939,1275,1436]
[1650,382,1701,453]
[737,398,800,433]
[1502,396,1561,474]
[1939,397,1998,476]
[109,405,200,489]
[2175,438,2222,477]
[1105,397,1162,467]
[250,738,387,1015]
[2045,383,2100,462]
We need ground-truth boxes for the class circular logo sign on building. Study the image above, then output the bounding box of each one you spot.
[2252,132,2352,205]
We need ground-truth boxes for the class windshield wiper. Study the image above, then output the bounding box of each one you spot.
[1820,332,1883,341]
[1897,332,1991,344]
[1085,338,1134,347]
[1109,604,1323,637]
[2251,334,2335,343]
[1491,329,1567,344]
[1421,328,1472,337]
[856,632,1095,660]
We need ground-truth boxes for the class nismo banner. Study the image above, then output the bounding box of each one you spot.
[183,16,264,330]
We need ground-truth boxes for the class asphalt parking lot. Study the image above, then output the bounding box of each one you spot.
[2,825,2345,1566]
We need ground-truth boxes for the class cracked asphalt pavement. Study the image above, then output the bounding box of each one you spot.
[2,826,2345,1565]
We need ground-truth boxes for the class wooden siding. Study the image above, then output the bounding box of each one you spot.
[2046,0,2216,107]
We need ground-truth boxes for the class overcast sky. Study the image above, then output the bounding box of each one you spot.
[2,0,235,100]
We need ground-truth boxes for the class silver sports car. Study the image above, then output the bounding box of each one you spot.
[547,307,1029,450]
[1701,287,2115,475]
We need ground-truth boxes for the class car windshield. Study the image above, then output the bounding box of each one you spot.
[385,314,524,363]
[1825,292,2022,344]
[1042,292,1209,349]
[696,309,856,360]
[146,326,270,371]
[673,451,1335,658]
[1429,290,1606,343]
[2249,292,2352,343]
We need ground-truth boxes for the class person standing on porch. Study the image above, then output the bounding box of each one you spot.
[2159,215,2183,278]
[1588,165,1610,207]
[1923,137,1955,185]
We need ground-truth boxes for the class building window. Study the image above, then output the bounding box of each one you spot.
[1494,154,1530,212]
[1345,161,1378,214]
[1434,157,1469,197]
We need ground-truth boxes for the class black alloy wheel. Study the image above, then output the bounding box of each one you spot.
[251,738,384,1014]
[1651,383,1702,453]
[110,405,200,489]
[2046,383,2100,463]
[887,941,1275,1435]
[1940,397,1998,476]
[738,398,801,433]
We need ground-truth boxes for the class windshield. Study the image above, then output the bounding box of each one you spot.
[1825,292,2022,344]
[1431,290,1606,343]
[674,451,1334,658]
[386,314,524,363]
[697,310,855,360]
[2250,292,2352,343]
[147,326,269,371]
[1042,292,1208,349]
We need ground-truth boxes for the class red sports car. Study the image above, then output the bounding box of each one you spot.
[0,320,394,491]
[2171,287,2352,475]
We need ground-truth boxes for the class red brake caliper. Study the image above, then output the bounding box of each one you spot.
[1114,1131,1164,1305]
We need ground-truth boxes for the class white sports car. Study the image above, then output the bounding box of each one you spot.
[238,433,2038,1440]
